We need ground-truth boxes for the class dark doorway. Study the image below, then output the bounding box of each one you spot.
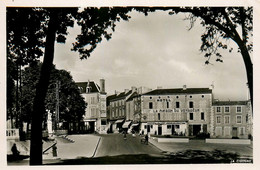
[147,125,150,133]
[158,126,162,135]
[193,125,201,136]
[232,127,238,138]
[88,121,95,133]
[171,125,175,135]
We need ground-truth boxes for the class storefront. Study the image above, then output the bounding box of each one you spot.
[122,121,132,132]
[140,121,188,136]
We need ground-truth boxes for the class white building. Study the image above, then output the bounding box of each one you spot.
[76,79,107,134]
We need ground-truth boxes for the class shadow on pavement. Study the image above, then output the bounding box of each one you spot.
[46,149,251,165]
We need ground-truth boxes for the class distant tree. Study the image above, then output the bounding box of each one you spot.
[7,7,131,165]
[20,62,86,128]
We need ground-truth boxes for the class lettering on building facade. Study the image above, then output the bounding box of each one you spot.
[147,108,200,113]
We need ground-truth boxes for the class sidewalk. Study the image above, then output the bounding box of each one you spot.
[42,134,101,163]
[148,137,253,159]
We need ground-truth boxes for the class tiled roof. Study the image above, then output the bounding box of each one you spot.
[76,81,100,93]
[106,94,117,106]
[107,90,133,102]
[213,101,248,106]
[126,92,141,102]
[143,88,212,95]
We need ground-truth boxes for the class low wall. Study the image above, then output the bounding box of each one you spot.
[55,130,68,136]
[157,138,189,143]
[206,138,251,145]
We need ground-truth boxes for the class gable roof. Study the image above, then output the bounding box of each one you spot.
[213,101,248,106]
[76,81,100,93]
[143,88,212,96]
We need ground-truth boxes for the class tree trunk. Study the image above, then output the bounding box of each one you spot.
[239,42,253,109]
[30,10,58,165]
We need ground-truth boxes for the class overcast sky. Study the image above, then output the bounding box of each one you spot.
[53,10,249,101]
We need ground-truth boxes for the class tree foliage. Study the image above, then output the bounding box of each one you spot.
[20,62,86,125]
[72,7,132,59]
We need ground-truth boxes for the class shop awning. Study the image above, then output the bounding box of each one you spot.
[122,121,132,128]
[115,119,124,124]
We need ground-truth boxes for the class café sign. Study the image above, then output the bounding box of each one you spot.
[152,108,200,113]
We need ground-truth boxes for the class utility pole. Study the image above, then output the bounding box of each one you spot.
[55,81,60,130]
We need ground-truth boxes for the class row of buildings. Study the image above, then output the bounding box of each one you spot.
[76,79,253,139]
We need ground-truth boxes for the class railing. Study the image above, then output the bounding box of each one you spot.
[6,129,19,140]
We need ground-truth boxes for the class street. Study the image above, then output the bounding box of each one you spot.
[95,133,161,157]
[7,133,253,165]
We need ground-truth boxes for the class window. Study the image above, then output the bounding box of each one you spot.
[150,97,152,99]
[175,125,180,129]
[158,113,161,120]
[190,96,192,98]
[144,125,147,129]
[224,106,230,113]
[216,106,221,113]
[167,102,170,108]
[176,102,180,108]
[224,116,230,124]
[237,106,242,113]
[216,116,221,124]
[167,125,171,129]
[189,101,194,108]
[236,115,242,124]
[202,95,204,98]
[176,96,179,99]
[189,113,193,120]
[149,102,153,109]
[101,120,106,125]
[201,112,205,120]
[91,97,95,104]
[239,127,245,135]
[150,125,153,129]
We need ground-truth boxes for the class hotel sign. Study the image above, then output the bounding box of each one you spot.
[152,108,200,113]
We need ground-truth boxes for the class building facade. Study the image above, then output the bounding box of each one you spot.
[107,87,138,133]
[139,86,213,136]
[212,101,252,139]
[106,84,253,139]
[76,79,107,134]
[124,87,152,133]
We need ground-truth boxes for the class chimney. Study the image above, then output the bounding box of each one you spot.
[209,84,214,90]
[183,85,187,90]
[115,90,120,95]
[100,78,105,93]
[131,86,137,92]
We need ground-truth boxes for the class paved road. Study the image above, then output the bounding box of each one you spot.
[149,138,253,158]
[95,133,161,157]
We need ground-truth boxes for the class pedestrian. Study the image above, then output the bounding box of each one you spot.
[145,133,149,145]
[11,143,20,157]
[123,130,127,140]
